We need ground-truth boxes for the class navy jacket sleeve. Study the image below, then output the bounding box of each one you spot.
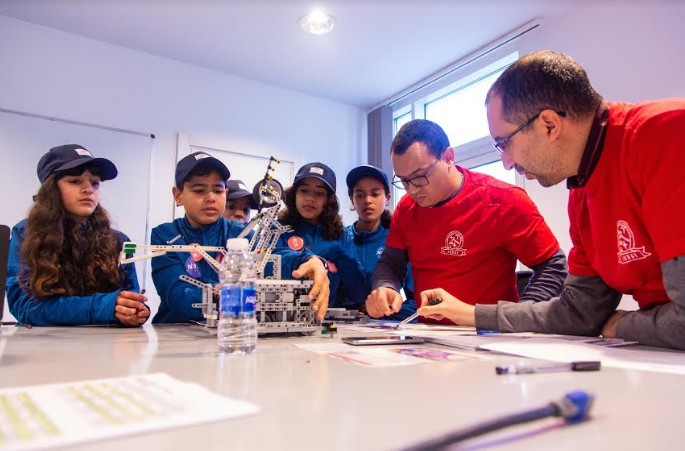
[403,264,415,300]
[6,221,139,326]
[149,226,205,323]
[334,231,371,308]
[272,231,314,278]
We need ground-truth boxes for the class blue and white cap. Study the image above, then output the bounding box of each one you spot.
[37,144,118,183]
[175,151,230,187]
[345,165,390,193]
[293,162,336,192]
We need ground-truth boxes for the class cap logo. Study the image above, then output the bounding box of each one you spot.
[74,148,92,157]
[238,183,248,190]
[194,153,211,160]
[309,167,325,176]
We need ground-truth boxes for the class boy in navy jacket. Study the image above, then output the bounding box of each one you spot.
[151,152,329,323]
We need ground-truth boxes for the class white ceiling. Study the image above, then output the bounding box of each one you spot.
[0,0,588,109]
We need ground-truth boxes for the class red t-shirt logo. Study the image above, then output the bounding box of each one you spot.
[440,231,467,257]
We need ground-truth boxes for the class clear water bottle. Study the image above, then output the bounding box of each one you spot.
[218,238,258,354]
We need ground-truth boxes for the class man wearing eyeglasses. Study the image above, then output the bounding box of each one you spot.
[366,118,567,324]
[417,50,685,350]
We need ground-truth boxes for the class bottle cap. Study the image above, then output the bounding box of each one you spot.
[226,238,249,250]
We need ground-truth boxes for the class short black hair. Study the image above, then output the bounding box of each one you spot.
[176,161,224,189]
[390,119,449,158]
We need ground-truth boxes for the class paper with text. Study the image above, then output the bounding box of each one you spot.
[0,373,259,450]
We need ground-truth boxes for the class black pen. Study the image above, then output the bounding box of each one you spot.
[495,361,601,375]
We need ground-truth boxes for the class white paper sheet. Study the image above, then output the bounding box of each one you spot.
[340,322,476,333]
[0,373,259,450]
[480,338,685,375]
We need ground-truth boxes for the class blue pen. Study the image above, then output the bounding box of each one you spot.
[476,329,499,335]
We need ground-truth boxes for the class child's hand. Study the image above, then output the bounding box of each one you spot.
[115,291,149,326]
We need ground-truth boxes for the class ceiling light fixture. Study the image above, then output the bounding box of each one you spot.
[298,10,336,35]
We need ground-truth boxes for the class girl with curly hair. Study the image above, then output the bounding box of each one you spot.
[6,144,148,326]
[278,162,369,310]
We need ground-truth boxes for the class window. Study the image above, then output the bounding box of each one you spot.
[424,70,502,148]
[392,107,412,202]
[470,160,515,185]
[391,53,519,190]
[393,109,412,137]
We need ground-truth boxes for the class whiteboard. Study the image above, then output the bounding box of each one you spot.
[0,108,154,320]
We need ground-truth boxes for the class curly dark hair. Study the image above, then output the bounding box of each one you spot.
[486,50,602,123]
[20,165,124,298]
[278,183,344,240]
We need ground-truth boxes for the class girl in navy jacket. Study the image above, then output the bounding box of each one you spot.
[6,144,147,326]
[278,162,370,309]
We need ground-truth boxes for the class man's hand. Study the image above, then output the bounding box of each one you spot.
[115,290,149,327]
[601,310,628,338]
[365,287,403,318]
[418,288,475,326]
[293,257,330,321]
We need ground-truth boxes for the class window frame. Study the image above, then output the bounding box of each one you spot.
[390,51,523,205]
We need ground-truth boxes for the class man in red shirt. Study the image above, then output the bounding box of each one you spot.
[419,50,685,350]
[365,119,567,323]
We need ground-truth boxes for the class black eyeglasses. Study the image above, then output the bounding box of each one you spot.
[493,110,566,154]
[392,153,444,189]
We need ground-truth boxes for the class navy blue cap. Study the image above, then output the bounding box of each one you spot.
[175,152,230,187]
[293,162,336,192]
[37,144,118,183]
[226,179,258,209]
[346,165,390,193]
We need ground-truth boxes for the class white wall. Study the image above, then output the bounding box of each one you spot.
[0,15,365,318]
[517,1,685,310]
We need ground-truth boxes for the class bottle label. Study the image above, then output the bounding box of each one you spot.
[220,286,241,317]
[242,285,256,315]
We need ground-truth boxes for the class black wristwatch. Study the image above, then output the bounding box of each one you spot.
[308,255,328,271]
